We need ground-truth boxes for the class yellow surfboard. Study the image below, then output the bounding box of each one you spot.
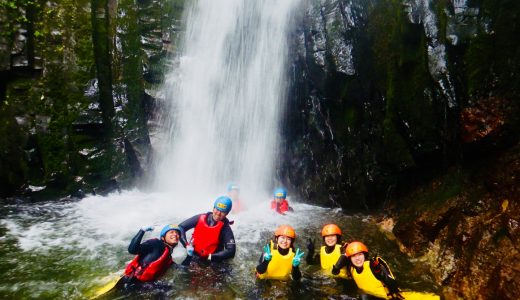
[401,290,440,300]
[89,275,123,299]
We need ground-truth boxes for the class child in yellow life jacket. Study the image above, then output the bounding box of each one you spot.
[255,225,305,280]
[332,241,403,300]
[306,224,349,279]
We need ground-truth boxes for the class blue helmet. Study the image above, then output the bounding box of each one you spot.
[214,195,233,213]
[160,224,182,239]
[274,187,287,199]
[227,183,240,192]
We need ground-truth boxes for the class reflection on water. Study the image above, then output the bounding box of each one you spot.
[0,191,439,299]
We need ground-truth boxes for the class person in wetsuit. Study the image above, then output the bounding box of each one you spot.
[178,196,236,263]
[256,225,304,281]
[122,224,188,285]
[270,187,294,215]
[226,182,245,213]
[332,241,403,300]
[306,223,350,279]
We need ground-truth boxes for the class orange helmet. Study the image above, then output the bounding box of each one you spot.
[345,241,368,257]
[321,224,342,237]
[275,225,296,239]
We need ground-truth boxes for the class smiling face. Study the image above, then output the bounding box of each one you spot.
[350,252,365,268]
[163,230,180,246]
[212,208,228,222]
[324,234,338,247]
[276,235,292,250]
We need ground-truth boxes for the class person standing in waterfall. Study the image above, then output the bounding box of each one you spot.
[226,183,245,213]
[255,225,304,280]
[270,187,294,215]
[306,223,350,279]
[178,196,236,264]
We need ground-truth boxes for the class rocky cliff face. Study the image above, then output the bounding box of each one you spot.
[282,1,519,298]
[0,0,185,199]
[283,0,519,209]
[389,142,519,299]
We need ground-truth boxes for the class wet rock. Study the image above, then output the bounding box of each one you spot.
[460,96,510,143]
[392,144,520,299]
[124,137,145,178]
[93,179,121,196]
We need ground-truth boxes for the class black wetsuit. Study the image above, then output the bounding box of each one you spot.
[256,246,302,280]
[333,255,401,299]
[128,229,169,266]
[179,212,236,262]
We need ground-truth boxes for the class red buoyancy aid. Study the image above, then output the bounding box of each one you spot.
[192,214,224,258]
[124,242,172,282]
[270,199,289,214]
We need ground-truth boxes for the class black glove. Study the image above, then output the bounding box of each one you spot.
[388,291,404,300]
[386,279,403,299]
[306,238,315,253]
[341,241,349,251]
[332,254,349,275]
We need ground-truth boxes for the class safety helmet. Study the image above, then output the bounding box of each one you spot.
[214,195,233,213]
[321,224,342,237]
[345,241,369,257]
[275,225,296,239]
[227,183,240,192]
[273,187,287,199]
[160,224,182,239]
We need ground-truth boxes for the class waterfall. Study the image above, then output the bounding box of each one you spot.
[153,0,301,202]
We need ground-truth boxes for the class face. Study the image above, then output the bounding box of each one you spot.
[276,235,292,250]
[275,197,284,203]
[212,208,228,222]
[350,252,365,268]
[324,235,338,247]
[163,230,179,246]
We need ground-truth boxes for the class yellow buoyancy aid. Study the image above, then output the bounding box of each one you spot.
[320,245,349,279]
[257,241,295,280]
[350,260,389,299]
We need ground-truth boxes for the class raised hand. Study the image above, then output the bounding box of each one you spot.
[306,238,315,253]
[263,244,272,261]
[141,225,154,232]
[292,248,305,267]
[186,244,194,256]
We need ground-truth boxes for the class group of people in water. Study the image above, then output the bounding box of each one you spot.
[118,186,415,300]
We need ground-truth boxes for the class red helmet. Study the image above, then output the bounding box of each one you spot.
[275,225,296,239]
[345,241,368,257]
[321,224,342,237]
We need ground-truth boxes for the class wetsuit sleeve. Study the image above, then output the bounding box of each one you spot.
[210,223,236,262]
[332,254,349,275]
[291,265,302,280]
[179,214,201,244]
[371,258,400,295]
[128,229,146,254]
[305,251,320,265]
[256,253,270,274]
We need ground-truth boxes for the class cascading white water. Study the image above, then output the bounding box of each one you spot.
[154,0,301,202]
